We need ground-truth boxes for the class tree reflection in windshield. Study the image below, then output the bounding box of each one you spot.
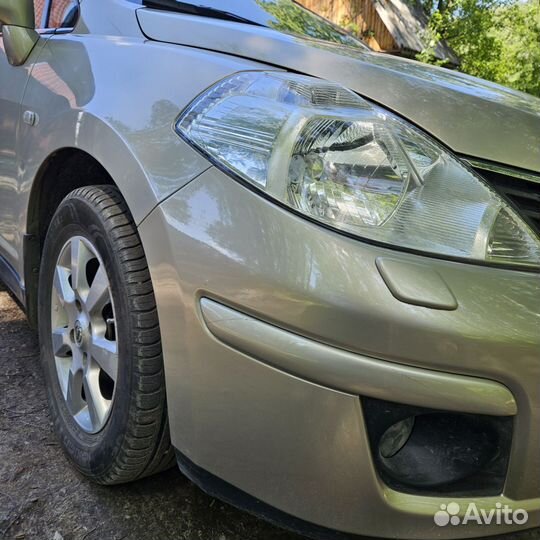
[256,0,368,49]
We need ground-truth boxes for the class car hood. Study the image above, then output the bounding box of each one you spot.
[137,8,540,173]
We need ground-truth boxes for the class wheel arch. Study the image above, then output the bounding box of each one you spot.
[24,147,118,327]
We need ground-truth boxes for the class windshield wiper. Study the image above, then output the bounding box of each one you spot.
[142,0,262,26]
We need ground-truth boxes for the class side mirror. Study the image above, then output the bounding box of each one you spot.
[0,0,39,66]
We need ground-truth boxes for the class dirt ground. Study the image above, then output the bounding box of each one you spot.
[0,280,538,540]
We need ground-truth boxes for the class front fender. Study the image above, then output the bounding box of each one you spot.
[16,31,271,277]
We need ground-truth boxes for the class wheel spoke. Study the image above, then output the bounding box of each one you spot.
[86,265,110,315]
[55,358,71,398]
[90,337,118,381]
[52,327,71,356]
[70,237,90,297]
[71,348,84,373]
[83,372,108,431]
[53,266,75,306]
[66,368,84,415]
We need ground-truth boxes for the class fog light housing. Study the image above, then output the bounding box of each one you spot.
[363,398,513,496]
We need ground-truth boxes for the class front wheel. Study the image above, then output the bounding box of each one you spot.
[38,186,174,484]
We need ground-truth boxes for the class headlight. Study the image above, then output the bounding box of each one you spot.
[177,71,540,268]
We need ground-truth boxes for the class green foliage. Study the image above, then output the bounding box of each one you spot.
[491,0,540,97]
[417,0,540,97]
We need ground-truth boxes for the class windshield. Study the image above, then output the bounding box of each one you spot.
[142,0,368,50]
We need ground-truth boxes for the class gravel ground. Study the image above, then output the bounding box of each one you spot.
[0,279,538,540]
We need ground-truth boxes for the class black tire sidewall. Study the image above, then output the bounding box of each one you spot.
[39,194,135,478]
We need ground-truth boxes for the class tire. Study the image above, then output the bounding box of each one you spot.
[38,185,175,484]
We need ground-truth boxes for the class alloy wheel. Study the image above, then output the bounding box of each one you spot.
[50,236,118,434]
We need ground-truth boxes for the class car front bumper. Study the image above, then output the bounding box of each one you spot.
[139,167,540,539]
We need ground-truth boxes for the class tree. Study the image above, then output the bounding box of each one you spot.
[491,0,540,97]
[418,0,540,97]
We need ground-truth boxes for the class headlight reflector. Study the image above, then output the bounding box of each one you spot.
[177,72,540,268]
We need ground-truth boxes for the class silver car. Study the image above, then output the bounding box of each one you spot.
[0,1,539,538]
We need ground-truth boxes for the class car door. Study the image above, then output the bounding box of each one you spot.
[0,1,47,291]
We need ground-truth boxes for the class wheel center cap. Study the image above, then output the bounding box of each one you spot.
[74,320,84,348]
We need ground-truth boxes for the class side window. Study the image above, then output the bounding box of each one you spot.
[34,0,47,28]
[49,0,79,29]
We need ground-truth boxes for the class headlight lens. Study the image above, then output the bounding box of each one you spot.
[177,72,540,268]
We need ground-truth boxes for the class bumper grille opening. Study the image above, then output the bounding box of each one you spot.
[362,397,513,497]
